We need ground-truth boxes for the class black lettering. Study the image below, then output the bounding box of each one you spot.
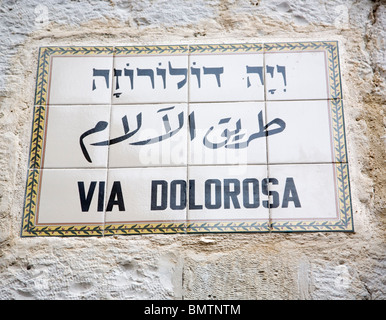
[170,180,186,210]
[151,180,167,210]
[98,181,105,212]
[224,179,241,209]
[189,180,203,210]
[205,179,221,209]
[78,181,97,212]
[106,181,125,211]
[262,178,280,208]
[282,177,301,208]
[149,177,300,211]
[243,178,259,208]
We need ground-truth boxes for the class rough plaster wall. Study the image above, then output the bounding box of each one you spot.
[0,0,385,300]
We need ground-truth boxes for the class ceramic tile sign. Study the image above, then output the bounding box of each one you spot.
[21,43,353,237]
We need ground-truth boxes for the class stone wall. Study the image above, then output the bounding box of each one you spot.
[0,0,385,299]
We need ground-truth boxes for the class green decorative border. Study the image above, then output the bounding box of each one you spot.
[23,46,113,237]
[22,43,352,237]
[186,221,270,233]
[189,43,263,54]
[28,106,46,169]
[115,45,188,55]
[331,99,348,163]
[104,223,186,235]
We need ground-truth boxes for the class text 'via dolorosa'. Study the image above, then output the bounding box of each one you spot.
[77,177,301,212]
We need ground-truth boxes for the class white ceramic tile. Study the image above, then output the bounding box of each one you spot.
[268,163,339,221]
[48,56,113,105]
[108,104,187,167]
[189,53,264,102]
[105,167,187,224]
[266,100,334,164]
[112,55,188,104]
[265,51,329,101]
[35,169,107,225]
[42,105,111,168]
[187,165,269,223]
[189,102,267,165]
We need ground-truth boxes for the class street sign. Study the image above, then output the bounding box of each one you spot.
[21,42,353,236]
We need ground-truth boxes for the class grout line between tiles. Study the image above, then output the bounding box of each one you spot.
[262,43,272,232]
[186,44,190,235]
[37,162,345,171]
[39,98,343,107]
[103,105,113,236]
[101,168,108,236]
[183,44,190,299]
[103,49,115,236]
[263,44,273,232]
